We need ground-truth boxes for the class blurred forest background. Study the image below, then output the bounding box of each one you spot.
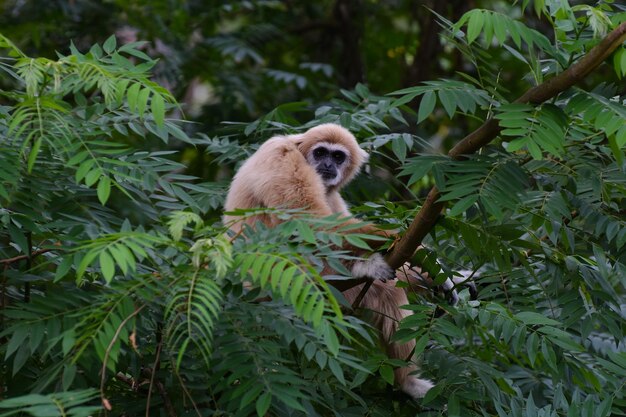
[1,0,548,182]
[1,1,625,416]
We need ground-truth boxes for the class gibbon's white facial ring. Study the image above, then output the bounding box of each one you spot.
[307,142,350,187]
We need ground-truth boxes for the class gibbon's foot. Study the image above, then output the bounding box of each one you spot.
[441,278,460,305]
[351,253,395,282]
[442,272,479,303]
[402,376,435,399]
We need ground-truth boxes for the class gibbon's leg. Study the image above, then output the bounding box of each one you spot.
[343,281,434,399]
[398,263,478,303]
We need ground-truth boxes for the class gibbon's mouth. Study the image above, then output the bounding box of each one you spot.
[319,169,337,180]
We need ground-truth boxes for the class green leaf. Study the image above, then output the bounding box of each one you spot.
[137,87,151,115]
[97,176,111,205]
[5,327,28,359]
[84,168,102,187]
[422,382,444,405]
[324,326,340,356]
[99,250,115,282]
[537,326,584,351]
[379,365,394,385]
[62,364,77,390]
[615,126,626,148]
[7,223,28,254]
[54,256,74,282]
[126,82,141,111]
[448,194,478,216]
[438,89,456,118]
[75,159,95,183]
[417,90,436,124]
[66,150,89,167]
[328,358,346,385]
[391,136,407,162]
[151,93,165,128]
[239,384,263,408]
[344,234,372,250]
[27,136,42,173]
[467,11,484,44]
[61,329,76,355]
[526,331,539,366]
[103,35,117,54]
[515,311,560,326]
[256,392,271,416]
[340,112,352,129]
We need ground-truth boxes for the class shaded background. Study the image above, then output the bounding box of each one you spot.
[1,0,579,180]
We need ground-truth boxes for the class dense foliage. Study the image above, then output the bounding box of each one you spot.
[1,1,625,416]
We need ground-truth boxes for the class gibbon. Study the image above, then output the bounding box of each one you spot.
[223,123,434,399]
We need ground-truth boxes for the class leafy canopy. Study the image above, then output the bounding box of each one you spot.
[1,1,626,417]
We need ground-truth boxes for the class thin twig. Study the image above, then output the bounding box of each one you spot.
[100,305,145,410]
[24,233,32,303]
[0,248,54,264]
[143,366,177,417]
[145,336,162,417]
[173,363,203,417]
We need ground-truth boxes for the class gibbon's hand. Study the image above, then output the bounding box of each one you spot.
[351,253,396,282]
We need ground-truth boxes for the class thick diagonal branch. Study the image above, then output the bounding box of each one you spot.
[384,21,626,270]
[346,22,626,305]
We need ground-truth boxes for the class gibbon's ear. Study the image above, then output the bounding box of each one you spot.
[358,146,369,162]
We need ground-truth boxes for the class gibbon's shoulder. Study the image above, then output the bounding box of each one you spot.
[235,135,305,179]
[248,135,300,161]
[262,134,298,148]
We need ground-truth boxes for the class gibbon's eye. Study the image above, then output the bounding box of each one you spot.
[332,151,346,164]
[313,147,329,160]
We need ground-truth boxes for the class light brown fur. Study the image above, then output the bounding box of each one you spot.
[224,124,433,398]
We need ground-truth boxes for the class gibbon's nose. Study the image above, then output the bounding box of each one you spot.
[322,162,333,169]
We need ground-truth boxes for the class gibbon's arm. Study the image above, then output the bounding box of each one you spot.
[325,191,350,216]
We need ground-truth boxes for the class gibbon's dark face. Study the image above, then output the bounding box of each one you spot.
[308,143,349,187]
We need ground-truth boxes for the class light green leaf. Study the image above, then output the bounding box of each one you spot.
[99,250,115,282]
[151,93,165,128]
[97,176,111,205]
[84,168,101,187]
[27,136,42,173]
[344,234,372,250]
[137,87,151,115]
[126,82,141,111]
[467,11,484,44]
[103,35,117,54]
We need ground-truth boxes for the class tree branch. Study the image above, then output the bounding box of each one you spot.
[0,248,54,265]
[385,21,626,270]
[349,22,626,304]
